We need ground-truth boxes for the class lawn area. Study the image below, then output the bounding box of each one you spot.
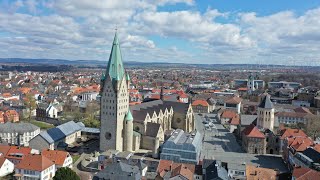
[30,120,55,129]
[72,154,81,163]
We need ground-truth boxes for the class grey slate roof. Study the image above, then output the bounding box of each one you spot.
[131,100,189,123]
[258,94,274,109]
[212,152,288,173]
[145,122,160,137]
[202,159,228,180]
[37,102,49,109]
[240,115,257,126]
[39,121,83,144]
[93,161,141,180]
[0,122,39,133]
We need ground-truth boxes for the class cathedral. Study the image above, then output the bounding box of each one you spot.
[99,33,195,155]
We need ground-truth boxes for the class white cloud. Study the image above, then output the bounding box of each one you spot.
[240,8,320,60]
[1,0,320,64]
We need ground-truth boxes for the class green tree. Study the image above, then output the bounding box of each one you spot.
[24,93,36,121]
[53,167,80,180]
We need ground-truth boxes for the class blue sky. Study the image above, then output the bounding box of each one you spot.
[0,0,320,65]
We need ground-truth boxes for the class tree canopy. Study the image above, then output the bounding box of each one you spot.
[53,167,80,180]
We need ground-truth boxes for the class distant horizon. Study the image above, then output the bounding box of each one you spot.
[1,1,320,65]
[0,57,319,67]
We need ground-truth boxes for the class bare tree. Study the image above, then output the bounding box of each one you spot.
[306,116,320,140]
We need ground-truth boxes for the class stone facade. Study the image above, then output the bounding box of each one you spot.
[99,33,195,154]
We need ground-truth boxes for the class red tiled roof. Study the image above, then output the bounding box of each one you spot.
[246,165,278,180]
[229,115,240,125]
[280,128,307,140]
[276,112,309,119]
[42,149,69,166]
[294,107,312,114]
[242,124,265,139]
[221,110,237,119]
[16,154,54,171]
[5,146,32,160]
[179,93,188,98]
[4,110,18,116]
[225,97,242,104]
[157,160,173,173]
[171,164,193,180]
[0,157,6,167]
[288,136,314,152]
[157,160,195,176]
[292,167,320,180]
[192,99,209,107]
[237,87,248,91]
[0,145,11,156]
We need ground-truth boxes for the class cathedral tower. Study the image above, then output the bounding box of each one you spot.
[100,32,130,151]
[257,94,275,131]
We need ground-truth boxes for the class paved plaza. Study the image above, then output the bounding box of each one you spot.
[194,113,244,160]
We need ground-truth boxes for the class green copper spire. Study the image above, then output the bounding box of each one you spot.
[125,109,133,121]
[126,73,130,81]
[106,32,125,81]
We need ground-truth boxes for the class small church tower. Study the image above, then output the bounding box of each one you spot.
[100,32,130,152]
[247,73,255,93]
[257,94,275,131]
[123,109,133,152]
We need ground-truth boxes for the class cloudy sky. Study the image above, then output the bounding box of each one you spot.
[1,0,320,65]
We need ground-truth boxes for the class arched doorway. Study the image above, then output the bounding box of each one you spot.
[270,149,274,154]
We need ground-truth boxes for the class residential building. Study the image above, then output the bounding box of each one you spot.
[224,96,242,114]
[276,107,316,125]
[202,159,228,180]
[156,159,198,180]
[291,166,320,180]
[242,124,266,154]
[192,99,209,113]
[36,102,63,119]
[0,145,33,165]
[282,136,314,171]
[220,110,240,124]
[0,111,4,123]
[93,160,141,180]
[29,121,84,150]
[268,81,301,90]
[14,154,55,180]
[160,129,201,164]
[279,128,307,155]
[246,165,278,180]
[0,122,40,146]
[3,110,19,123]
[212,152,288,180]
[293,147,320,171]
[0,157,14,177]
[46,103,63,119]
[41,149,73,170]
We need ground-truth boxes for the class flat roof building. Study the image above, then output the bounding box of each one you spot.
[160,129,201,164]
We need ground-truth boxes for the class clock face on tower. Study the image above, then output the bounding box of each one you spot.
[105,132,112,140]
